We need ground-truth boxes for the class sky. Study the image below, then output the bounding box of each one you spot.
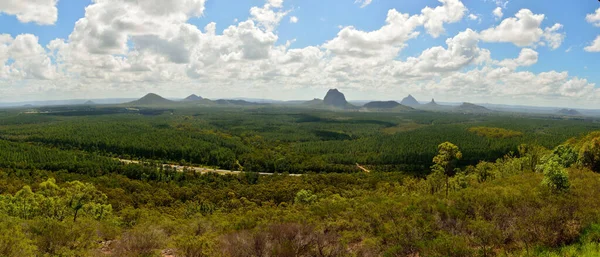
[0,0,600,108]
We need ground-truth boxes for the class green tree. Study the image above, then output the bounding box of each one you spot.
[11,185,40,219]
[579,137,600,172]
[63,181,109,222]
[431,142,462,198]
[552,145,578,168]
[542,159,570,192]
[294,189,317,205]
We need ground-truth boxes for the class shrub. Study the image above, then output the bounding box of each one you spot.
[542,159,570,192]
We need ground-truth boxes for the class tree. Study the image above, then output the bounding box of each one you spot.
[552,145,578,168]
[542,159,570,192]
[295,189,317,205]
[63,181,109,222]
[431,142,462,198]
[579,137,600,172]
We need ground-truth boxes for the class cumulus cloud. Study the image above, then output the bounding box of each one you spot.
[421,0,467,38]
[497,48,538,69]
[323,0,465,59]
[587,8,600,27]
[468,14,479,21]
[0,0,58,25]
[290,16,298,23]
[492,7,503,19]
[542,23,565,50]
[250,1,290,32]
[480,9,564,49]
[0,34,57,79]
[323,9,422,59]
[585,36,600,52]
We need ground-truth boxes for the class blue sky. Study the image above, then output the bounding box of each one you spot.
[0,0,600,107]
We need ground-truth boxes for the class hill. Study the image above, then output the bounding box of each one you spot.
[400,95,420,107]
[455,102,491,113]
[557,109,581,116]
[323,89,348,107]
[182,94,203,102]
[425,99,438,106]
[302,98,324,106]
[321,89,356,109]
[82,100,96,105]
[363,101,401,109]
[127,93,174,106]
[215,99,262,106]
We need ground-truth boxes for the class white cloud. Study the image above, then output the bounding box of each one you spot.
[585,36,600,52]
[480,9,564,49]
[268,0,284,8]
[323,9,422,59]
[411,29,489,73]
[587,8,600,27]
[497,48,538,69]
[250,1,290,32]
[0,0,58,25]
[420,0,467,38]
[492,7,503,19]
[0,34,57,79]
[468,14,479,21]
[290,16,298,23]
[542,23,565,50]
[323,0,466,59]
[355,0,373,8]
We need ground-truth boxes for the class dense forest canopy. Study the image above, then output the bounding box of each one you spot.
[3,106,600,256]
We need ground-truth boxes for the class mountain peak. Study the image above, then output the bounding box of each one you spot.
[183,94,203,102]
[400,94,420,107]
[557,109,581,116]
[127,93,173,105]
[323,89,348,107]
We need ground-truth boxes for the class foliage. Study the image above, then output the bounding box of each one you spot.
[469,126,523,138]
[431,142,462,197]
[3,108,600,255]
[0,178,111,222]
[541,159,570,192]
[294,189,318,205]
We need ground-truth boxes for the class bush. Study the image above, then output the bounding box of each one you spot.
[0,216,37,256]
[111,225,165,257]
[542,159,570,192]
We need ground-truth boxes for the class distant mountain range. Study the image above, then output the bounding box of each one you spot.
[3,91,596,117]
[557,109,582,116]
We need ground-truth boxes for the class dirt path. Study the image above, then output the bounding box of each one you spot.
[118,159,302,176]
[356,163,371,173]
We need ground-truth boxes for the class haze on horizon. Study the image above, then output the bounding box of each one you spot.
[0,0,599,108]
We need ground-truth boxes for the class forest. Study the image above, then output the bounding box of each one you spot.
[2,106,600,256]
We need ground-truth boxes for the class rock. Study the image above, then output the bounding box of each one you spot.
[323,89,349,107]
[400,95,420,107]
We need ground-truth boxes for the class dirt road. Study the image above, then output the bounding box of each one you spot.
[118,159,302,176]
[356,163,371,173]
